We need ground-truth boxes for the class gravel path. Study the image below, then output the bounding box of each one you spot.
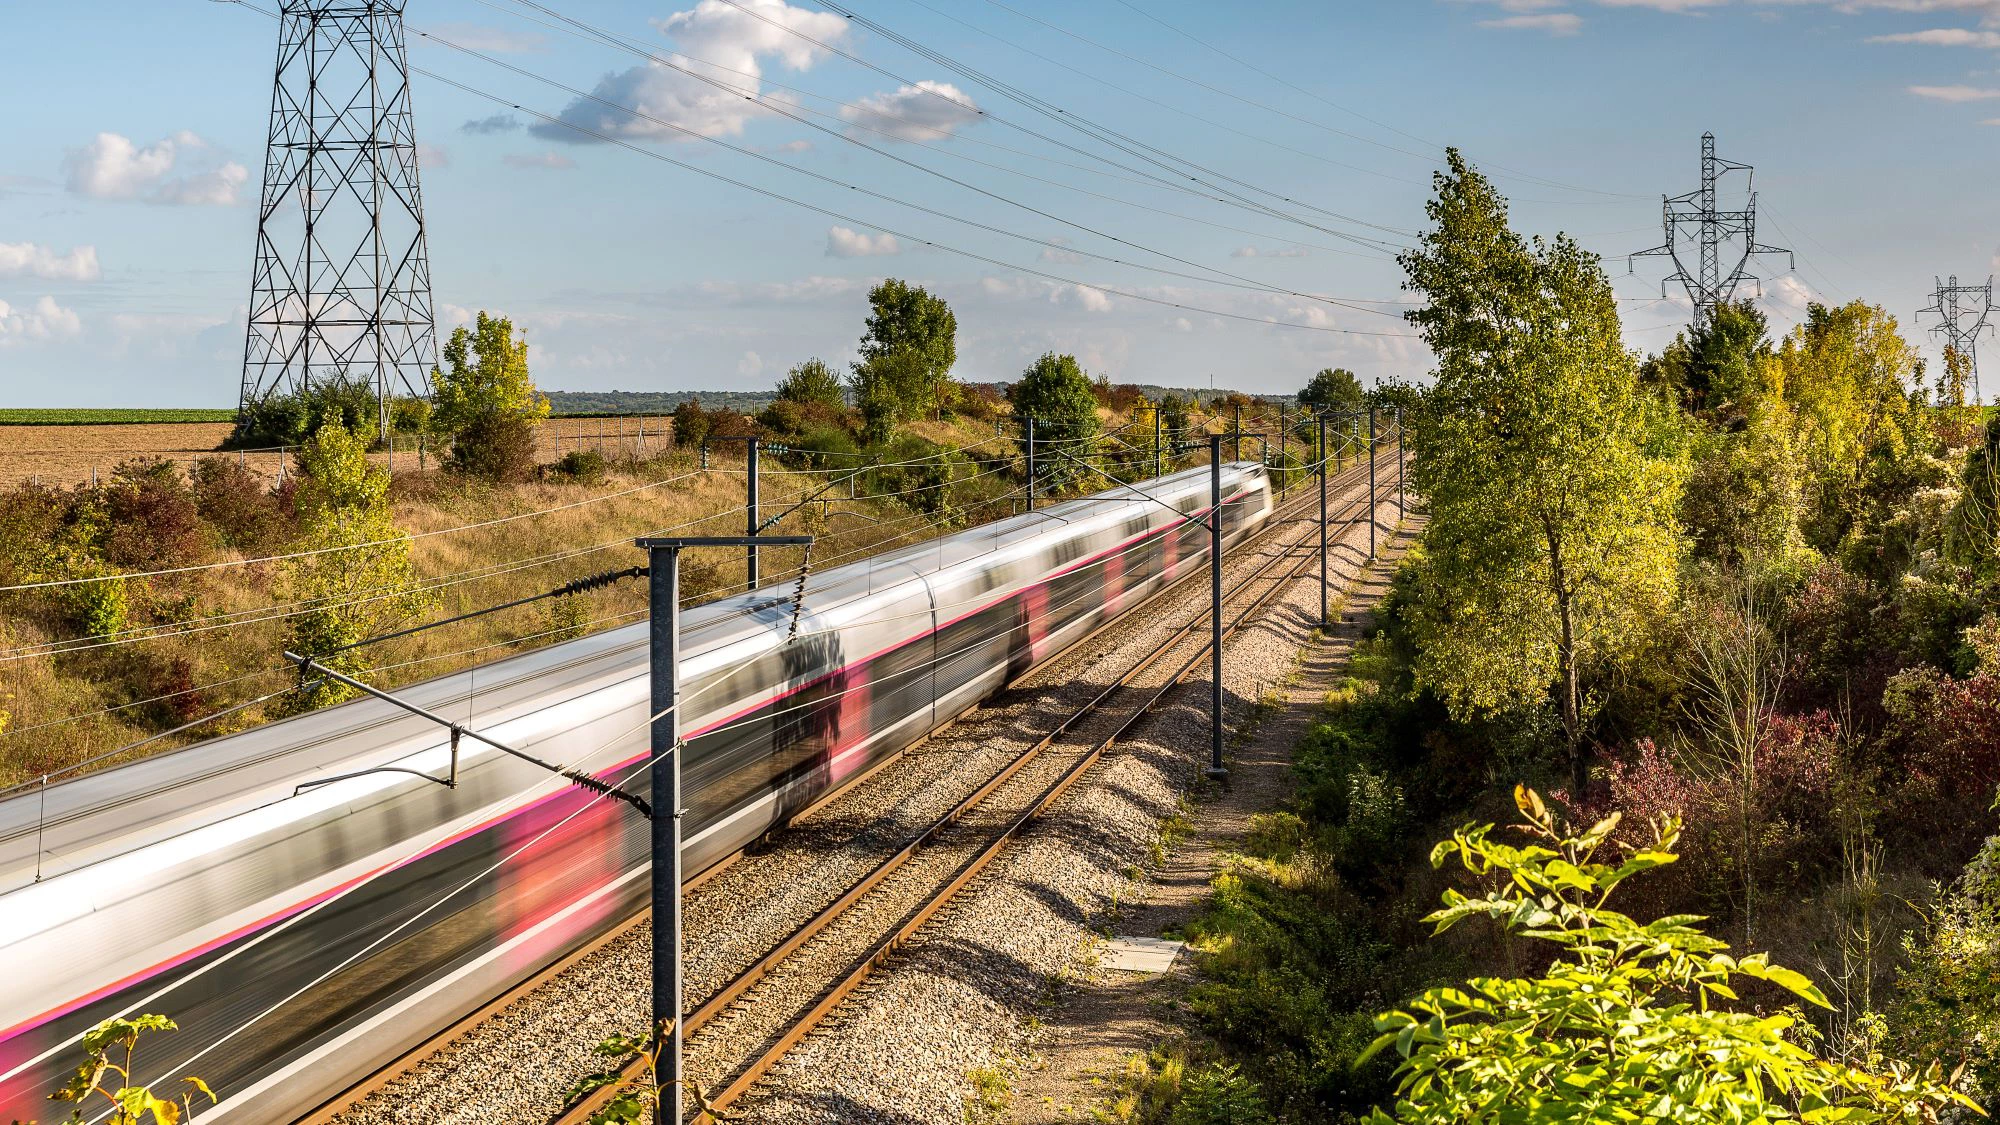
[735,489,1409,1125]
[1007,520,1421,1123]
[332,467,1391,1125]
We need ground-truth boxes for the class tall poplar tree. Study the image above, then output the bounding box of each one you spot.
[1399,151,1683,798]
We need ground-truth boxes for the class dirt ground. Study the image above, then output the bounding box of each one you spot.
[0,415,687,488]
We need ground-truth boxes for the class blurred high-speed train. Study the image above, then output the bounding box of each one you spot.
[0,463,1272,1122]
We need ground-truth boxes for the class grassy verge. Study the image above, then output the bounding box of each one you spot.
[1117,576,1517,1124]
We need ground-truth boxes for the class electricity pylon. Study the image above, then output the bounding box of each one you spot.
[1919,276,1998,404]
[240,0,438,443]
[1630,132,1791,327]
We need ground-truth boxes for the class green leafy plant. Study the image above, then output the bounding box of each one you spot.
[562,1025,733,1124]
[47,1015,213,1124]
[1361,786,1978,1125]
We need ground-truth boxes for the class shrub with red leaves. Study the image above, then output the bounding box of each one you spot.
[102,459,209,569]
[191,456,289,553]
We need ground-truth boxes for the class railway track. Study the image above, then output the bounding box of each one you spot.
[315,451,1397,1125]
[557,458,1391,1124]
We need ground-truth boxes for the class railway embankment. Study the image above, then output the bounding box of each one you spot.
[729,504,1414,1125]
[323,466,1399,1125]
[998,521,1418,1125]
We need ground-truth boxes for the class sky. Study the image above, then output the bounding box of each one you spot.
[2,0,1999,406]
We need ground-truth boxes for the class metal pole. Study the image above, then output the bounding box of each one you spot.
[1026,417,1036,513]
[1231,403,1241,463]
[1207,432,1227,781]
[645,547,684,1125]
[1153,403,1162,480]
[1277,403,1286,495]
[1397,407,1406,519]
[747,437,760,590]
[1368,407,1377,561]
[1318,415,1329,628]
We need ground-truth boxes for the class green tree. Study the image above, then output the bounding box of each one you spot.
[1298,367,1365,413]
[849,278,958,433]
[1890,824,2000,1105]
[1159,393,1192,468]
[1642,298,1770,418]
[775,357,846,408]
[279,421,429,713]
[1398,150,1682,798]
[427,311,549,480]
[428,311,550,432]
[1363,787,1976,1125]
[1011,352,1101,495]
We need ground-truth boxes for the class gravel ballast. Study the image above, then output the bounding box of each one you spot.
[332,467,1401,1125]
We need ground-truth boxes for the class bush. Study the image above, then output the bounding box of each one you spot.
[446,411,538,483]
[775,357,846,408]
[103,458,209,568]
[191,456,289,551]
[389,395,431,434]
[1168,1064,1274,1125]
[550,448,608,485]
[229,382,376,448]
[672,398,711,448]
[864,434,964,518]
[785,424,861,471]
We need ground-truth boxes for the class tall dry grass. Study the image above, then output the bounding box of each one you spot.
[0,423,1024,791]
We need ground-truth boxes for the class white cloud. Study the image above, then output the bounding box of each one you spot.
[461,113,523,135]
[0,243,100,282]
[825,226,900,257]
[502,151,577,169]
[1478,12,1585,32]
[1071,285,1113,313]
[841,80,982,142]
[0,296,81,344]
[417,143,450,168]
[539,0,847,143]
[1910,82,2000,98]
[737,349,764,378]
[62,132,248,205]
[1870,26,2000,44]
[978,275,1113,312]
[1230,245,1311,259]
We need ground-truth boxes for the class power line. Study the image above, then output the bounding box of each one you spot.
[211,0,1417,340]
[464,0,1398,259]
[908,0,1435,194]
[696,0,1412,249]
[406,19,1411,314]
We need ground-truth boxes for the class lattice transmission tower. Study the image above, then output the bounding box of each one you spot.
[1919,276,1998,404]
[1630,132,1791,327]
[240,0,438,443]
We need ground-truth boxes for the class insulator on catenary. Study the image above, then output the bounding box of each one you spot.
[552,565,648,598]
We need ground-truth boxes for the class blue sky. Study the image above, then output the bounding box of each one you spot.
[2,0,1997,405]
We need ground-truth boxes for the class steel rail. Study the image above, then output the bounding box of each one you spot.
[688,467,1383,1119]
[298,449,1389,1125]
[551,451,1389,1124]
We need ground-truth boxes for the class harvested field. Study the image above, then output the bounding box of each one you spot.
[0,423,239,488]
[0,415,686,488]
